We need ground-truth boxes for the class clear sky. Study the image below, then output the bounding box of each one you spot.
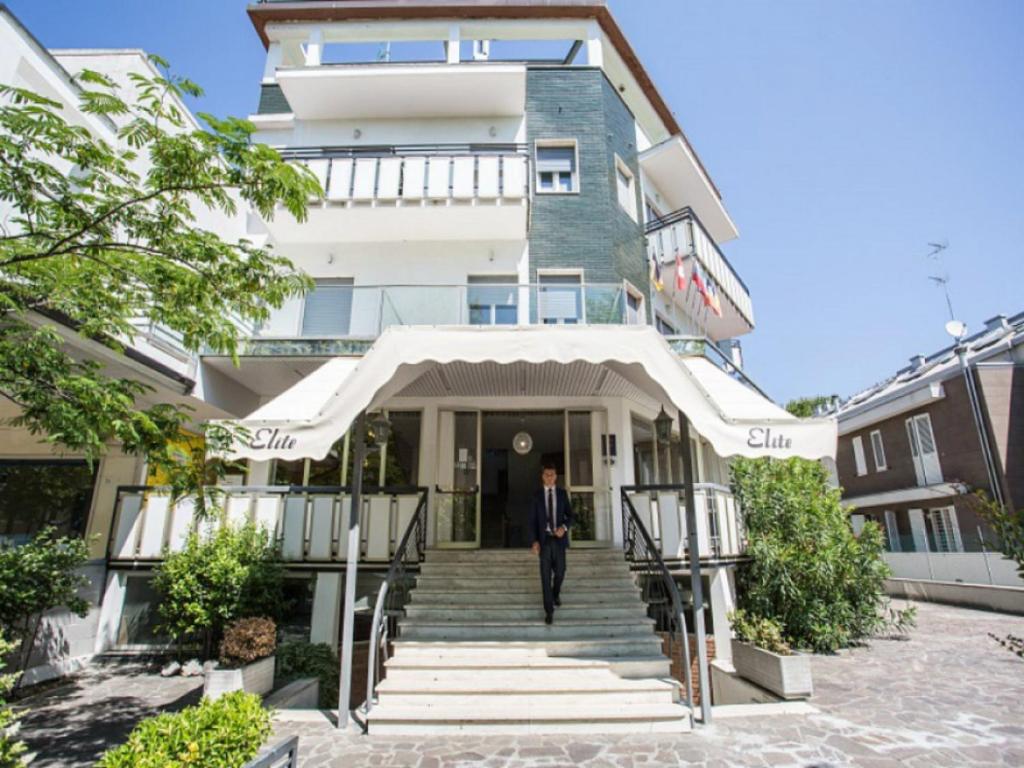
[7,0,1023,404]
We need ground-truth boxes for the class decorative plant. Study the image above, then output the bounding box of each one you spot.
[219,617,277,668]
[729,609,791,655]
[275,641,339,709]
[0,633,26,768]
[95,690,271,768]
[152,524,285,658]
[730,457,915,653]
[0,528,89,680]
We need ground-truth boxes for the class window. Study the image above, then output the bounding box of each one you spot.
[626,291,643,325]
[884,510,902,552]
[906,413,942,486]
[467,276,518,325]
[0,460,96,544]
[301,279,354,337]
[615,156,637,221]
[655,315,677,336]
[644,198,664,226]
[929,507,963,553]
[870,430,887,471]
[535,142,578,193]
[851,436,868,477]
[538,273,582,324]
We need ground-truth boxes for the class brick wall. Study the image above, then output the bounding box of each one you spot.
[658,632,716,707]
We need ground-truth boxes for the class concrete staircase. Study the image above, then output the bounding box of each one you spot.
[366,548,691,734]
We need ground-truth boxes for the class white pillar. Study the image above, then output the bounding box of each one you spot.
[908,508,928,552]
[607,399,633,546]
[305,29,323,67]
[263,42,284,80]
[310,572,343,649]
[446,24,461,64]
[93,571,127,654]
[708,567,735,664]
[248,460,272,486]
[584,21,604,68]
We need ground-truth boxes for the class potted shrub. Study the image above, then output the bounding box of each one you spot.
[204,617,277,700]
[729,610,813,700]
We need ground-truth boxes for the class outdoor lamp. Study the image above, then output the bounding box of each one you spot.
[654,406,673,446]
[368,412,391,449]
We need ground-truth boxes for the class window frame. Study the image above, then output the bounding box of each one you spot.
[614,154,638,221]
[534,140,580,195]
[467,274,519,326]
[869,429,887,472]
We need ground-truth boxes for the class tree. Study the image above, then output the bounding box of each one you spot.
[0,58,317,484]
[784,395,838,418]
[730,457,913,653]
[970,491,1024,579]
[0,529,89,679]
[0,633,26,768]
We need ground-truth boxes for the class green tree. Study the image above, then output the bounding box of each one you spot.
[0,529,89,678]
[730,457,912,653]
[784,395,838,418]
[0,58,317,485]
[970,491,1024,579]
[0,633,26,768]
[152,524,285,658]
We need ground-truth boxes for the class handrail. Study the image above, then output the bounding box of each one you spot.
[363,487,429,721]
[279,142,530,161]
[242,736,299,768]
[619,487,694,725]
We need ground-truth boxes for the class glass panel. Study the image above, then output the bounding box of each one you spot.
[380,286,462,329]
[567,412,593,487]
[279,575,315,644]
[570,491,596,542]
[117,576,166,646]
[307,440,344,486]
[273,458,306,486]
[0,460,95,543]
[385,412,421,486]
[443,412,478,544]
[468,277,517,327]
[584,284,624,324]
[632,417,656,485]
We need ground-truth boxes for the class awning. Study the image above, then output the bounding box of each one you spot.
[217,326,836,462]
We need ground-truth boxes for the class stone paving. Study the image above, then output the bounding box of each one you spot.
[16,600,1024,767]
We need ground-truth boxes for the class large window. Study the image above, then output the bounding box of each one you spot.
[0,460,96,544]
[467,276,518,326]
[301,278,354,337]
[535,142,578,193]
[538,273,582,325]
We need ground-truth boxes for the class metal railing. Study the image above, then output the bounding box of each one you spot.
[363,488,429,719]
[242,736,299,768]
[619,487,693,724]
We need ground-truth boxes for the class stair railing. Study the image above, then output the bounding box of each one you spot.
[620,486,694,718]
[363,487,429,719]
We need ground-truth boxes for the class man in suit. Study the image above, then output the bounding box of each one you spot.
[529,462,573,625]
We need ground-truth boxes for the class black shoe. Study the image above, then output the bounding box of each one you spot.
[553,597,561,607]
[545,612,553,625]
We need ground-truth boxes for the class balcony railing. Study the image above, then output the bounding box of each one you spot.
[645,207,754,329]
[107,485,428,565]
[281,144,531,206]
[623,483,746,562]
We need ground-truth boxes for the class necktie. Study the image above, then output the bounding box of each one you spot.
[548,488,555,533]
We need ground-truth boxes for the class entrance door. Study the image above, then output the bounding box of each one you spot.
[435,411,480,548]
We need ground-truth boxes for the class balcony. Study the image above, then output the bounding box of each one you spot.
[624,483,746,562]
[646,207,754,339]
[266,144,530,243]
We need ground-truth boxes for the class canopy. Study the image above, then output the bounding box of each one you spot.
[217,326,836,462]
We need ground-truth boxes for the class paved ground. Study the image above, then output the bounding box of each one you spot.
[17,600,1024,767]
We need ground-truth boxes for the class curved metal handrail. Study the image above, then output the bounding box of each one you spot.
[363,487,429,719]
[620,488,694,720]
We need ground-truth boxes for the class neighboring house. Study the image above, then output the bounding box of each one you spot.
[1,0,838,724]
[832,312,1024,606]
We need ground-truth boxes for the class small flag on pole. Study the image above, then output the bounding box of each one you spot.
[651,255,664,292]
[674,251,687,292]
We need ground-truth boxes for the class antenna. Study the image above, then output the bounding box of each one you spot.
[925,240,956,323]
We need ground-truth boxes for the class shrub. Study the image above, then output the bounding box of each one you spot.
[0,634,26,768]
[731,457,914,653]
[0,528,89,678]
[152,523,285,657]
[275,641,339,709]
[219,617,277,667]
[96,690,270,768]
[729,610,791,655]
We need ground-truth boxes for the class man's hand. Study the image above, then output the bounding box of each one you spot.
[532,542,540,555]
[555,526,566,538]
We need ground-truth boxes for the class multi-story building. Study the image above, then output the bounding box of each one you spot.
[2,1,837,728]
[832,311,1024,612]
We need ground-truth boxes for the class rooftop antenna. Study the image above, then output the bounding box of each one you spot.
[925,240,957,324]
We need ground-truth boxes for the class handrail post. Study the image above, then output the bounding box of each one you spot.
[678,411,711,724]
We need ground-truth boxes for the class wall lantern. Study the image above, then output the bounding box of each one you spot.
[368,412,391,449]
[654,406,673,446]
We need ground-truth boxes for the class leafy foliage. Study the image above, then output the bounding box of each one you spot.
[0,529,89,677]
[729,609,791,655]
[275,641,339,709]
[0,634,26,768]
[784,395,838,418]
[970,491,1024,579]
[95,690,271,768]
[0,58,316,486]
[152,524,285,657]
[219,617,276,668]
[730,457,914,653]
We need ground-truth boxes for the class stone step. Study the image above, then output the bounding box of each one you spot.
[366,701,691,735]
[400,619,655,642]
[413,575,636,591]
[425,548,623,562]
[418,563,627,577]
[392,638,666,658]
[408,589,642,606]
[377,668,676,693]
[403,605,649,622]
[385,651,671,679]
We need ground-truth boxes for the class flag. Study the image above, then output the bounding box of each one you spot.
[674,251,687,292]
[651,254,664,292]
[692,262,707,299]
[706,279,723,317]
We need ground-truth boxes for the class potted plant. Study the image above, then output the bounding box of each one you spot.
[729,610,813,700]
[204,617,277,701]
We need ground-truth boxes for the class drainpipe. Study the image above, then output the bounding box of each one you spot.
[337,412,366,730]
[956,345,1005,510]
[678,410,711,724]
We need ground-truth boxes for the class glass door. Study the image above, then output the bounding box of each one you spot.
[565,410,611,545]
[435,411,480,547]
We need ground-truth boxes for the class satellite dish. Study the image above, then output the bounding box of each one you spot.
[945,320,966,340]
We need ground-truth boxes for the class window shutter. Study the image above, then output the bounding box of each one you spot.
[301,280,354,336]
[852,436,868,476]
[870,430,887,471]
[539,275,582,323]
[536,146,575,174]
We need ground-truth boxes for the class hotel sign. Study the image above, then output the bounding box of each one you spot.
[746,427,793,451]
[249,427,299,452]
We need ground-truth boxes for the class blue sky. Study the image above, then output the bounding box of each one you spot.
[8,0,1023,404]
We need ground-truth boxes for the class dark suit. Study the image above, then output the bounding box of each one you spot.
[529,486,573,616]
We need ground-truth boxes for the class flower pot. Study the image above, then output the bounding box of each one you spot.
[731,640,812,700]
[203,655,275,701]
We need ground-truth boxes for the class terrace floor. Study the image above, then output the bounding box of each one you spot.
[17,600,1024,767]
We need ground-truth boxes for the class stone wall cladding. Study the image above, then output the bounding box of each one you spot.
[525,67,648,303]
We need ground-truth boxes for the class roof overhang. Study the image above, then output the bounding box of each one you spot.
[641,136,739,243]
[838,382,945,436]
[215,325,836,463]
[843,482,968,510]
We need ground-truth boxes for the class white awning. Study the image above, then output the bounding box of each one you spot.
[217,326,836,462]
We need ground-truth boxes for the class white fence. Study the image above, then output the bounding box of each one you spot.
[884,552,1024,588]
[625,483,744,560]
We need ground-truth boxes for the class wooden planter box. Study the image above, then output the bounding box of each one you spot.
[204,656,275,701]
[731,640,813,700]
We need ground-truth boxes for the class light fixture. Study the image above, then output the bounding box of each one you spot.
[654,406,673,446]
[368,412,391,449]
[513,431,533,455]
